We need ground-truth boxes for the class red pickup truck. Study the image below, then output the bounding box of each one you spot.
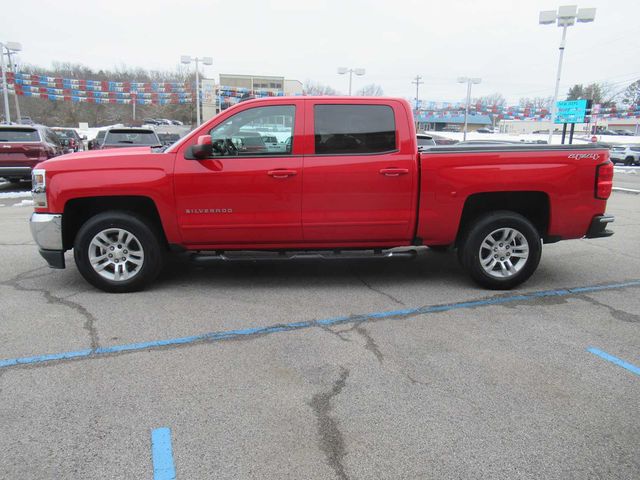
[29,97,614,293]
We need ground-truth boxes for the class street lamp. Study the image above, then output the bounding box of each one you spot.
[181,55,213,126]
[337,67,365,96]
[0,41,21,124]
[540,5,596,143]
[457,76,481,141]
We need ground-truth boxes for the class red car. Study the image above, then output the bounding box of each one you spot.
[0,125,65,183]
[29,97,614,292]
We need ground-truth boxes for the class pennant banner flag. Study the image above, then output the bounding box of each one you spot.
[3,71,639,117]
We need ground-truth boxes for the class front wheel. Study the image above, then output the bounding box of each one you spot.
[624,157,635,166]
[459,211,542,290]
[74,211,165,293]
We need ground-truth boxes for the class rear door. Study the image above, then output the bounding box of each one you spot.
[302,100,417,243]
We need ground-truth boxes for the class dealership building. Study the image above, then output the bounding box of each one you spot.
[202,74,303,120]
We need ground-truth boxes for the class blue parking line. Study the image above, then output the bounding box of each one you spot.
[0,279,639,370]
[151,427,176,480]
[587,347,640,376]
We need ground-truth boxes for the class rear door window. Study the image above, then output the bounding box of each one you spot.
[314,104,396,155]
[0,128,40,142]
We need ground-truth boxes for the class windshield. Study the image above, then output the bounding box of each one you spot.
[53,130,75,139]
[104,130,160,146]
[0,128,40,142]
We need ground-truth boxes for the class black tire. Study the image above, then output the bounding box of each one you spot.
[459,211,542,290]
[624,157,634,166]
[73,211,165,293]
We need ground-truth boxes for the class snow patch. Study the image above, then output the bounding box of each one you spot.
[12,199,34,207]
[614,167,639,175]
[0,191,32,199]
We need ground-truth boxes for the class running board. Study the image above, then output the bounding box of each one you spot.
[189,248,418,263]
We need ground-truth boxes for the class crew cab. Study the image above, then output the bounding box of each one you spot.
[0,125,65,183]
[29,97,614,293]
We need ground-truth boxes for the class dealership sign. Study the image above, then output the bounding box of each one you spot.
[554,99,588,124]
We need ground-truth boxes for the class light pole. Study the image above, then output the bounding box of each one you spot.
[337,67,365,95]
[540,6,596,143]
[457,76,481,141]
[181,55,213,126]
[0,41,21,124]
[412,75,424,111]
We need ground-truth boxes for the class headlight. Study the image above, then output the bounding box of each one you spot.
[32,168,47,208]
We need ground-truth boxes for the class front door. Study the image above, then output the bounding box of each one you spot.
[174,103,303,246]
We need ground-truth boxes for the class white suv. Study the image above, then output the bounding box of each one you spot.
[609,145,640,166]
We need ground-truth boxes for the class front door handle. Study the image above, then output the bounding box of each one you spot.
[379,168,409,177]
[268,169,297,179]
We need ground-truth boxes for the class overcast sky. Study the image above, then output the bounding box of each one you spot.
[2,0,639,103]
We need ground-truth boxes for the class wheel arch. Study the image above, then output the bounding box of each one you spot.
[456,191,551,246]
[62,196,168,250]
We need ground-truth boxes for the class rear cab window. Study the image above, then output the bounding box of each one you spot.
[0,128,41,142]
[313,104,397,155]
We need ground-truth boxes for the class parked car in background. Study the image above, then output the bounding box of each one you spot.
[609,145,640,165]
[52,128,86,153]
[18,116,34,125]
[0,125,64,183]
[614,129,636,136]
[98,128,162,149]
[88,129,108,150]
[417,133,436,151]
[157,133,181,147]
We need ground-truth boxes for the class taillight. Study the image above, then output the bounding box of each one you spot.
[595,161,613,200]
[24,146,47,160]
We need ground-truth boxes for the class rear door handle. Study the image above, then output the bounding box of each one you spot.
[379,168,409,177]
[268,169,297,179]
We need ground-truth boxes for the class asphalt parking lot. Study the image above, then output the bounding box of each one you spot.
[0,182,639,479]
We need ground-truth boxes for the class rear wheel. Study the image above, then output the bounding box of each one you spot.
[624,156,634,166]
[459,211,541,290]
[74,211,164,293]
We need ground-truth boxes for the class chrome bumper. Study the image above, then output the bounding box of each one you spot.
[30,213,65,269]
[30,213,63,251]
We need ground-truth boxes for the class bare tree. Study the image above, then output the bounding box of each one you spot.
[12,62,196,127]
[621,80,640,106]
[356,84,384,96]
[303,80,340,96]
[473,92,506,106]
[566,82,617,107]
[518,96,553,109]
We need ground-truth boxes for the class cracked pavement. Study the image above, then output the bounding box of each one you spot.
[0,190,639,479]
